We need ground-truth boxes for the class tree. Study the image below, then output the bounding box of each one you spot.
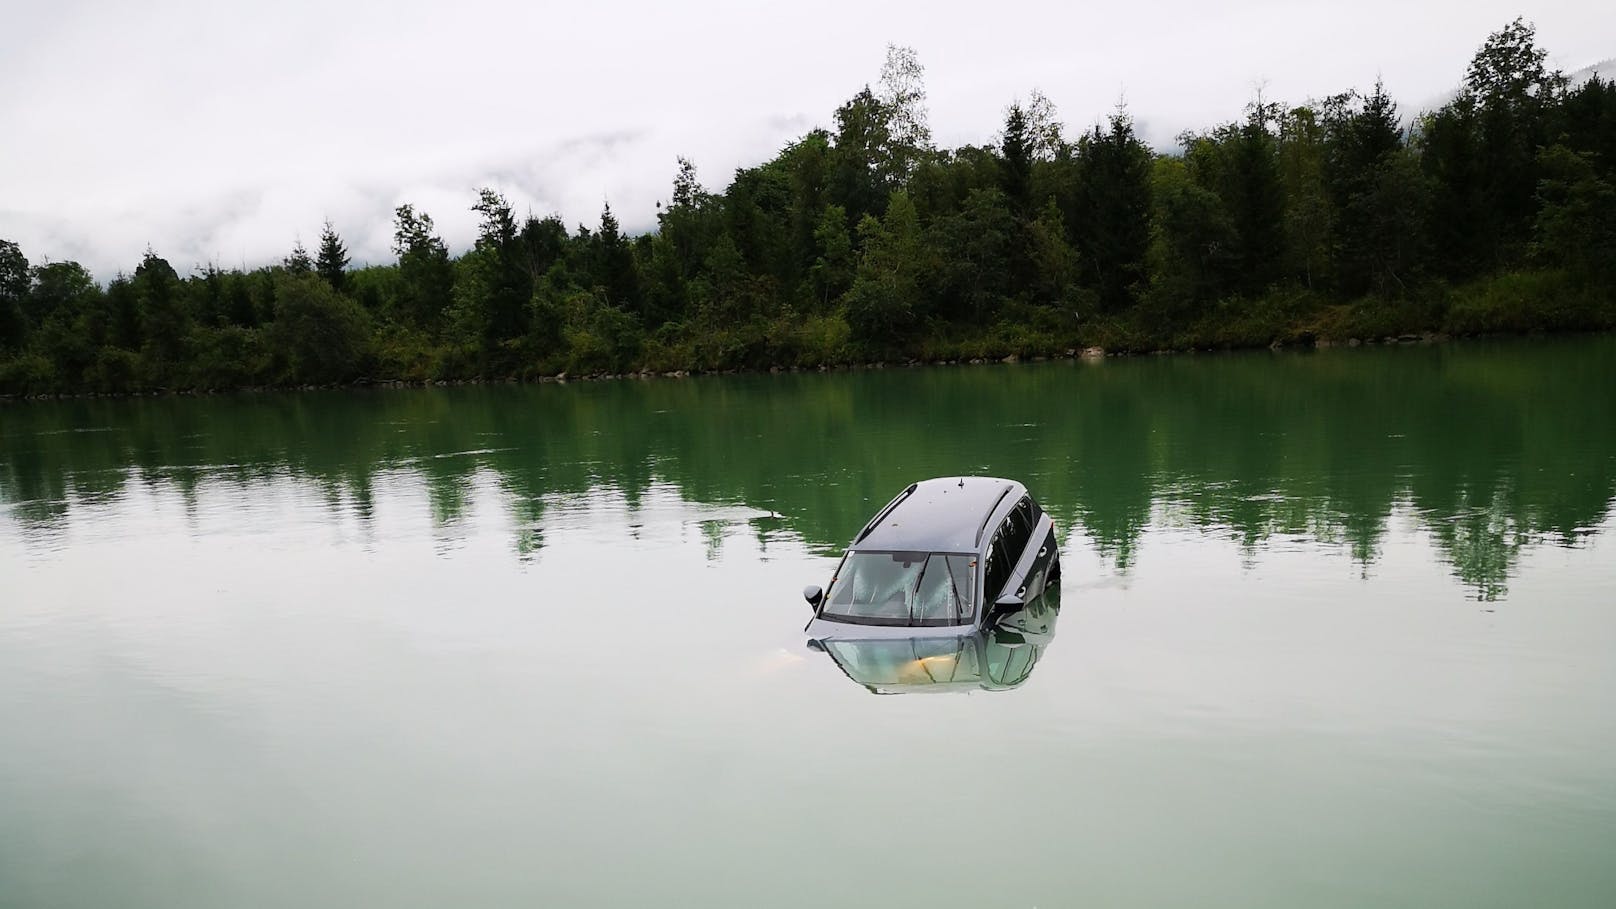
[930,187,1015,320]
[1149,157,1237,314]
[830,87,894,224]
[392,204,455,331]
[316,220,350,292]
[27,261,101,382]
[283,241,313,274]
[451,189,532,366]
[1323,82,1424,295]
[1024,89,1064,162]
[133,250,188,376]
[844,191,924,347]
[269,272,372,384]
[658,156,716,284]
[594,203,641,313]
[1277,105,1332,289]
[1028,198,1079,302]
[810,205,855,307]
[0,239,29,351]
[104,274,143,348]
[877,44,931,178]
[1000,103,1035,220]
[1073,108,1154,310]
[1420,96,1486,277]
[1180,99,1287,295]
[1434,18,1568,268]
[1533,145,1616,283]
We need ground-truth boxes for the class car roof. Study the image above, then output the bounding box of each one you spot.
[851,476,1023,554]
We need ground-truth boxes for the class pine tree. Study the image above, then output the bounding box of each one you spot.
[316,220,349,292]
[283,241,313,274]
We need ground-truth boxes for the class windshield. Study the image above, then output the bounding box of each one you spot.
[820,551,976,626]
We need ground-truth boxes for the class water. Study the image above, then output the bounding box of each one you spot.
[3,336,1614,907]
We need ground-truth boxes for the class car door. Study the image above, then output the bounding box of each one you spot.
[1018,497,1058,599]
[994,500,1036,605]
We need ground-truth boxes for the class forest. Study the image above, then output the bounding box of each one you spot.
[1,18,1613,395]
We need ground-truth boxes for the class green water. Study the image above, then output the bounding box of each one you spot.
[3,337,1615,907]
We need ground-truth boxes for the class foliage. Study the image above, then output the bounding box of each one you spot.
[3,21,1614,396]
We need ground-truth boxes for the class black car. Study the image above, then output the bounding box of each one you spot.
[803,476,1060,638]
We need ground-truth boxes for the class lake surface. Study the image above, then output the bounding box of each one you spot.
[3,336,1615,908]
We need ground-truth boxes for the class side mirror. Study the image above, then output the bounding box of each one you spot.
[803,585,824,609]
[992,586,1026,616]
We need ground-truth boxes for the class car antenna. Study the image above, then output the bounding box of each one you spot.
[958,477,965,487]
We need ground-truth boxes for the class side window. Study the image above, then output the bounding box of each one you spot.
[1021,495,1043,526]
[984,533,1010,602]
[1000,497,1033,566]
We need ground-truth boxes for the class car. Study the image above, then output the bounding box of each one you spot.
[802,476,1060,639]
[809,586,1061,694]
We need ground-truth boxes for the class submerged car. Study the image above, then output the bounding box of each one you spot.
[803,476,1060,638]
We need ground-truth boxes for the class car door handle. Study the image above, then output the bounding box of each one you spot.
[1038,546,1047,558]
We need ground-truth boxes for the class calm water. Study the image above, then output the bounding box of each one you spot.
[3,337,1615,908]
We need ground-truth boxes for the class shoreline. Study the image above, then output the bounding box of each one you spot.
[1,327,1596,404]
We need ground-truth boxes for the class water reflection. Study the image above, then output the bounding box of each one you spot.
[809,588,1060,695]
[3,336,1615,600]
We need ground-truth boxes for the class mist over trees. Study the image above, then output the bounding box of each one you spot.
[3,21,1614,394]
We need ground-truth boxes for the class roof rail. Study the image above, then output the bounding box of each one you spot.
[855,483,918,544]
[974,485,1014,547]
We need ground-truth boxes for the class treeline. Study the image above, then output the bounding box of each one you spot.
[2,19,1613,394]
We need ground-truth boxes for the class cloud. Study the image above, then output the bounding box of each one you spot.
[1,0,1608,279]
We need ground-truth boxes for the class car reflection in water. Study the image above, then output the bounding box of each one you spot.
[807,586,1060,695]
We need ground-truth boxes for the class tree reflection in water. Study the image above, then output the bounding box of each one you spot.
[3,337,1614,601]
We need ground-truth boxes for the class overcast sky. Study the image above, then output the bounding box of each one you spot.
[1,0,1609,279]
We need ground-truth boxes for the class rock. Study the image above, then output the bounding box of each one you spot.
[969,358,984,365]
[1002,354,1019,364]
[1081,347,1106,360]
[1347,338,1361,347]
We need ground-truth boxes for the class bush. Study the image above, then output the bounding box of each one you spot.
[1444,270,1612,335]
[268,273,374,384]
[0,353,55,395]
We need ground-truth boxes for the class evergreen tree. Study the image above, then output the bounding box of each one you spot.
[595,203,641,314]
[392,204,454,331]
[1324,82,1424,295]
[133,250,188,377]
[455,189,531,363]
[1073,109,1154,311]
[1000,103,1035,219]
[316,220,350,292]
[283,241,313,274]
